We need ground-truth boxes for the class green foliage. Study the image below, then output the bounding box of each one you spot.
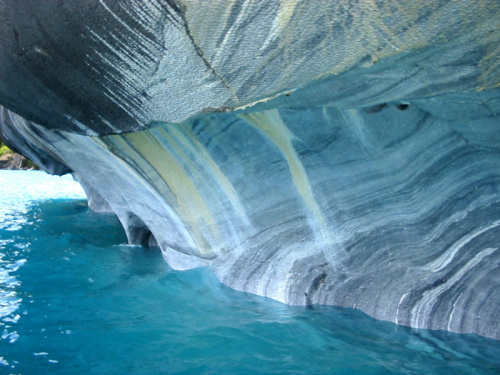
[0,142,13,157]
[0,139,39,169]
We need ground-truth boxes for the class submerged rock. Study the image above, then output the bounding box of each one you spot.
[0,1,499,339]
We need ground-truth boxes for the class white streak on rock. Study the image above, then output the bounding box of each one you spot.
[412,247,496,329]
[422,220,500,272]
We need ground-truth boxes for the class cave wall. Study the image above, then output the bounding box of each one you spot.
[3,91,500,339]
[0,0,499,339]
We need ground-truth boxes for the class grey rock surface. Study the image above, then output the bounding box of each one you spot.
[0,0,499,339]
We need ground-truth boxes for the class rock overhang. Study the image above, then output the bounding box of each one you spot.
[0,0,499,340]
[0,0,498,134]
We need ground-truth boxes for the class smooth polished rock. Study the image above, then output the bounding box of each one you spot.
[2,94,500,339]
[0,1,499,133]
[0,0,500,339]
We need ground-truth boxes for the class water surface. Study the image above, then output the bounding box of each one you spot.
[0,170,499,374]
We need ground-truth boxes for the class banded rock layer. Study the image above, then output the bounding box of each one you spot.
[0,0,499,339]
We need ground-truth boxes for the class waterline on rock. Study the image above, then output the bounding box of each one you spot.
[0,171,499,374]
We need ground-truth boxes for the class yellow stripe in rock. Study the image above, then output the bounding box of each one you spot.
[120,130,218,256]
[238,109,329,242]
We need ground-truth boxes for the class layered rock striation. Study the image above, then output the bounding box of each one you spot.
[0,1,499,339]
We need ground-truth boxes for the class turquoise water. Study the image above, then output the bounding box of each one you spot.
[0,171,499,375]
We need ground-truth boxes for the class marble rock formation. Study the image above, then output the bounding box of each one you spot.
[0,1,499,339]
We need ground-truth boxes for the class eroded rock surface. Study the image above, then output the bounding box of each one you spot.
[0,0,499,339]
